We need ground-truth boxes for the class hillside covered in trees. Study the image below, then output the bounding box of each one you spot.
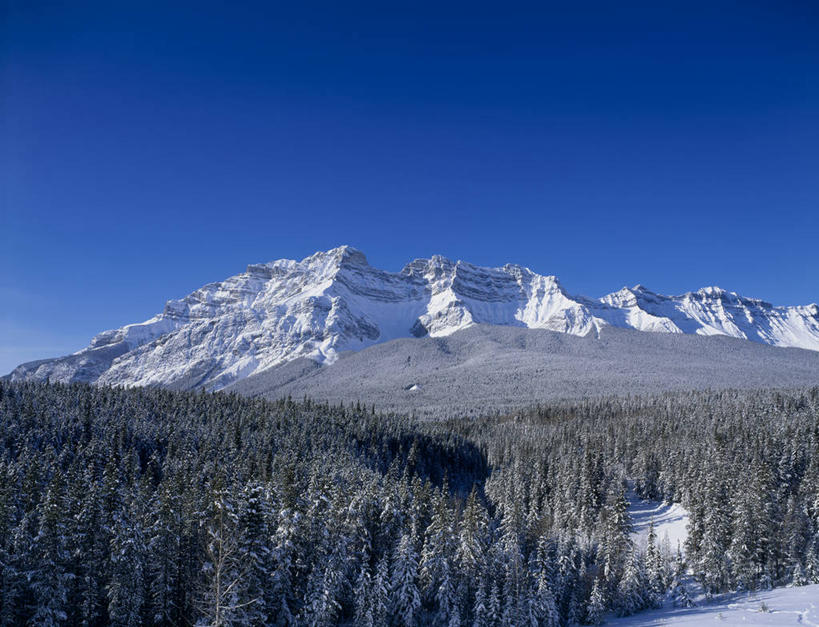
[0,381,818,625]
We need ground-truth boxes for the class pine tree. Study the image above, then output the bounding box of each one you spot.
[601,485,633,596]
[391,531,421,627]
[486,580,501,626]
[107,494,147,626]
[729,489,759,590]
[792,562,808,587]
[586,576,606,626]
[697,477,731,596]
[30,473,74,626]
[644,519,665,608]
[472,578,489,627]
[498,502,526,624]
[782,495,810,583]
[456,487,488,607]
[302,560,342,627]
[70,472,107,626]
[805,537,819,584]
[534,568,560,627]
[147,477,187,625]
[616,549,647,616]
[235,482,274,623]
[271,507,299,625]
[353,562,374,627]
[2,507,34,625]
[196,483,245,626]
[669,547,694,608]
[372,554,390,625]
[420,489,457,623]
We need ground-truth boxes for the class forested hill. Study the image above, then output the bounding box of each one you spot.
[1,381,818,625]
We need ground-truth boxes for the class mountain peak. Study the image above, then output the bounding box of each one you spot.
[309,245,369,266]
[696,285,728,297]
[400,254,456,276]
[9,247,819,390]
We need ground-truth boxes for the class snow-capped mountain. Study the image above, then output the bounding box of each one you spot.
[9,246,819,390]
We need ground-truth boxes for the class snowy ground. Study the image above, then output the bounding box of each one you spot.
[617,492,818,625]
[627,489,690,554]
[607,584,819,625]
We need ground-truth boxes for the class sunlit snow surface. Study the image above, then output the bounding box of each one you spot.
[608,584,819,626]
[622,494,818,626]
[628,490,690,554]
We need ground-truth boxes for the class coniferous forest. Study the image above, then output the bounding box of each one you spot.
[1,381,818,625]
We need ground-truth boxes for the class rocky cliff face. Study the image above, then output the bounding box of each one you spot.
[9,245,819,390]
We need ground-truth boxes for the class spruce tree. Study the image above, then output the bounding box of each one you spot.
[391,531,421,627]
[107,494,147,626]
[586,576,606,626]
[29,474,74,626]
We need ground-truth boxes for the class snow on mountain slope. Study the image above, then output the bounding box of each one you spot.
[8,246,819,390]
[228,325,819,415]
[600,285,819,348]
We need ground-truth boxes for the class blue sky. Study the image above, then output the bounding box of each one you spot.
[2,1,818,374]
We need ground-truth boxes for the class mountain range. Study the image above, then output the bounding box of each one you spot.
[8,246,819,402]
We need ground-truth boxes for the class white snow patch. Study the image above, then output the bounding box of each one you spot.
[628,490,690,554]
[608,583,819,626]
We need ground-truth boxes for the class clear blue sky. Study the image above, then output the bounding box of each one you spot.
[2,1,818,374]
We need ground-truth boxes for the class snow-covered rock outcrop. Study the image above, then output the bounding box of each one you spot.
[9,246,819,389]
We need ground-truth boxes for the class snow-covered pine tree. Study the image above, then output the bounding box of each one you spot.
[729,487,759,590]
[534,568,560,627]
[601,485,633,596]
[644,519,665,608]
[697,475,732,596]
[270,507,299,625]
[471,578,489,627]
[586,576,606,626]
[805,537,819,584]
[1,500,32,625]
[353,562,374,627]
[372,554,390,625]
[196,482,244,626]
[29,472,74,627]
[301,559,342,627]
[782,495,811,583]
[669,547,694,608]
[107,493,147,626]
[147,477,187,626]
[456,486,488,608]
[391,530,421,626]
[616,548,647,616]
[486,580,502,626]
[235,481,274,623]
[420,487,458,623]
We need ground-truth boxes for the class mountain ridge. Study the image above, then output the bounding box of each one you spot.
[8,245,819,390]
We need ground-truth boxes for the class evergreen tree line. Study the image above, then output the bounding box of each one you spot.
[0,381,817,625]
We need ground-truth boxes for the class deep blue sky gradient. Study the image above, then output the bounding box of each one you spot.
[2,1,818,373]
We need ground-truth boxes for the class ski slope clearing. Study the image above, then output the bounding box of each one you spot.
[628,490,690,554]
[608,584,819,625]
